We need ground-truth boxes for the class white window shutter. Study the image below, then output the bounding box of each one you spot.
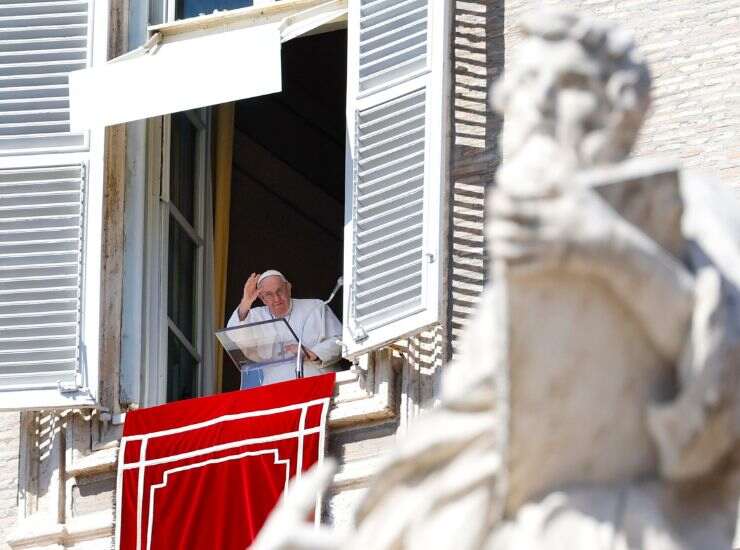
[0,0,104,409]
[0,165,88,397]
[0,0,91,156]
[343,0,449,357]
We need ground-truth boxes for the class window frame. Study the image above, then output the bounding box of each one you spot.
[161,109,210,403]
[119,0,352,406]
[130,0,218,407]
[140,109,213,406]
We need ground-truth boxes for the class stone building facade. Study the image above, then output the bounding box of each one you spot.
[0,1,738,548]
[448,0,740,357]
[0,414,20,550]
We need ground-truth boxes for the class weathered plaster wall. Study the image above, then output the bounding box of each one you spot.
[0,413,19,550]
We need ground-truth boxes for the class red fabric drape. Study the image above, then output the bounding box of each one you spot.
[116,374,335,550]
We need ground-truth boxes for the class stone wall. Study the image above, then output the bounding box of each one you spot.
[447,1,504,357]
[0,413,19,550]
[504,0,740,193]
[446,0,740,356]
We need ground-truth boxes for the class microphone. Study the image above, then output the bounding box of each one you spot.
[295,276,343,379]
[324,276,343,305]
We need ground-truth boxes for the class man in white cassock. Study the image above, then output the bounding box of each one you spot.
[226,270,342,386]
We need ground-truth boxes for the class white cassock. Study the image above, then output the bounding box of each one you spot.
[227,298,342,386]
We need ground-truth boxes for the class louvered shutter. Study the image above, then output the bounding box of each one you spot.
[343,0,449,357]
[0,0,91,156]
[0,165,85,392]
[0,0,102,409]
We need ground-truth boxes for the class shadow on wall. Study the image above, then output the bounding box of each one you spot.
[446,0,504,361]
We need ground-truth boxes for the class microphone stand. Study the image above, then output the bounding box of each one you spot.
[295,277,343,379]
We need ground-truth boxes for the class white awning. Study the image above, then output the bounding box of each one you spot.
[69,0,347,130]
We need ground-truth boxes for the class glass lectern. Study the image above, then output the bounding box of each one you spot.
[215,318,304,390]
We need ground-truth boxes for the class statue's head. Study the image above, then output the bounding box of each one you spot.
[493,11,651,166]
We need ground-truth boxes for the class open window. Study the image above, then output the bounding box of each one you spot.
[62,0,448,406]
[160,110,215,402]
[220,28,347,392]
[81,1,350,405]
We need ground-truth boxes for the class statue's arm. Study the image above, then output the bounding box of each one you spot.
[488,186,695,361]
[648,266,740,480]
[646,177,740,480]
[251,460,343,550]
[590,216,695,360]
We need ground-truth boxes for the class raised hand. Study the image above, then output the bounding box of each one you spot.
[238,272,260,321]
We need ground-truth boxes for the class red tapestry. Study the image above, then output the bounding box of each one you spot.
[115,373,335,550]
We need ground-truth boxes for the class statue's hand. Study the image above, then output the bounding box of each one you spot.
[487,185,620,275]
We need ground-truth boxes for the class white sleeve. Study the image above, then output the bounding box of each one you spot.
[310,305,343,365]
[226,306,250,328]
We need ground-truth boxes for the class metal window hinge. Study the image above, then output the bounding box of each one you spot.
[99,408,127,426]
[57,380,80,394]
[352,325,368,343]
[109,32,163,65]
[425,253,435,264]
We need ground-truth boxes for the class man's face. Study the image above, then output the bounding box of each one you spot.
[501,36,610,161]
[258,276,292,318]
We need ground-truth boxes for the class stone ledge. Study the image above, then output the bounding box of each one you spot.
[329,394,395,428]
[329,358,396,429]
[8,511,112,549]
[332,456,384,491]
[67,446,118,478]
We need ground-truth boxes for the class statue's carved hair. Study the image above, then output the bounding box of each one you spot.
[493,11,652,162]
[521,11,651,115]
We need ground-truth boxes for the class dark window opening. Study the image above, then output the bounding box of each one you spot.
[167,112,203,402]
[221,29,348,392]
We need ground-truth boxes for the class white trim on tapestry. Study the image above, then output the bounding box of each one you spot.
[146,449,291,550]
[136,439,148,550]
[295,405,309,477]
[114,396,332,550]
[124,427,323,471]
[122,397,330,441]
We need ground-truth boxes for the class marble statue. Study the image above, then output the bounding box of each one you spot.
[253,10,740,550]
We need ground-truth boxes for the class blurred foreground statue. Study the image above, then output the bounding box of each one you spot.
[254,11,740,550]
